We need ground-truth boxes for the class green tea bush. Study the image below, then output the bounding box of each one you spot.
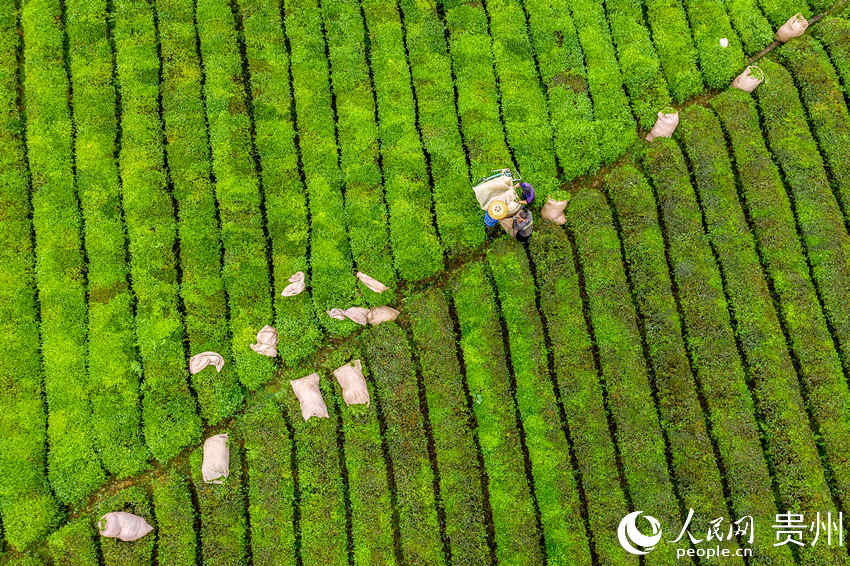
[0,1,60,548]
[150,469,196,565]
[450,261,543,564]
[813,17,850,92]
[282,0,358,337]
[361,0,443,281]
[22,0,106,502]
[722,0,774,55]
[94,486,155,566]
[488,239,591,563]
[713,88,850,519]
[156,0,244,420]
[642,0,703,102]
[362,323,445,564]
[642,140,791,566]
[757,0,810,27]
[399,0,485,255]
[48,519,98,566]
[681,0,746,88]
[113,0,201,461]
[407,289,490,565]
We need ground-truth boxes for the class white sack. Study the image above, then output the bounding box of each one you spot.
[473,174,513,209]
[775,13,808,42]
[367,306,400,326]
[645,111,679,142]
[732,66,764,93]
[281,271,306,297]
[250,325,278,357]
[290,373,329,421]
[201,433,229,484]
[333,359,369,406]
[326,307,370,325]
[98,512,153,542]
[189,351,225,375]
[356,271,389,293]
[541,197,568,225]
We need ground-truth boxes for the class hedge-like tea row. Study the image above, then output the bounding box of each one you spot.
[723,0,773,55]
[282,0,358,337]
[1,554,43,566]
[486,0,559,195]
[320,344,395,566]
[813,18,850,92]
[523,0,600,179]
[399,0,484,256]
[21,0,106,502]
[280,369,348,564]
[604,0,672,128]
[564,189,681,566]
[320,0,396,301]
[678,106,838,564]
[642,0,703,102]
[755,59,850,378]
[779,37,850,229]
[407,289,490,565]
[150,469,196,566]
[681,0,745,88]
[604,165,741,559]
[362,323,444,564]
[67,0,149,476]
[113,0,201,461]
[450,262,543,564]
[488,240,591,563]
[642,140,791,566]
[195,0,275,390]
[527,223,628,566]
[239,0,321,362]
[239,397,296,566]
[47,519,98,566]
[157,0,243,421]
[712,89,850,521]
[189,433,247,566]
[361,0,443,281]
[565,0,636,163]
[0,1,60,548]
[94,486,154,566]
[757,0,810,27]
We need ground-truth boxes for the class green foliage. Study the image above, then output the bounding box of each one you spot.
[157,0,244,421]
[282,0,358,336]
[722,0,774,55]
[67,0,149,477]
[527,223,628,565]
[450,262,543,564]
[21,0,106,503]
[113,0,201,461]
[813,18,850,93]
[189,433,247,566]
[362,323,445,564]
[196,0,275,390]
[0,1,60,548]
[362,0,443,281]
[642,140,792,565]
[713,88,850,523]
[48,519,98,566]
[239,397,296,566]
[565,188,680,566]
[487,240,591,563]
[681,0,746,88]
[604,165,741,559]
[94,487,155,566]
[407,289,490,565]
[679,106,839,564]
[643,0,703,102]
[399,0,485,255]
[755,59,850,376]
[757,0,810,27]
[150,469,196,566]
[239,0,322,362]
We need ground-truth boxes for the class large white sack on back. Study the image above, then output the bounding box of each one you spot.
[250,325,278,357]
[473,175,513,209]
[98,512,153,542]
[367,306,399,326]
[281,271,306,297]
[189,351,224,375]
[356,271,389,293]
[333,360,369,406]
[290,373,329,421]
[201,433,229,484]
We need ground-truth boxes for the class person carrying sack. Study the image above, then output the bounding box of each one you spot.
[498,207,534,242]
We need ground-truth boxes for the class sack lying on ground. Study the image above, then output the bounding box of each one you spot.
[645,110,679,142]
[356,271,389,293]
[290,373,329,421]
[281,271,306,297]
[732,66,764,93]
[333,360,370,406]
[775,13,807,42]
[541,197,568,225]
[327,307,370,325]
[250,325,278,357]
[98,512,153,542]
[201,433,229,484]
[367,306,399,325]
[189,351,225,375]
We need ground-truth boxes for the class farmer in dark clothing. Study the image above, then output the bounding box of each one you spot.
[513,207,534,242]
